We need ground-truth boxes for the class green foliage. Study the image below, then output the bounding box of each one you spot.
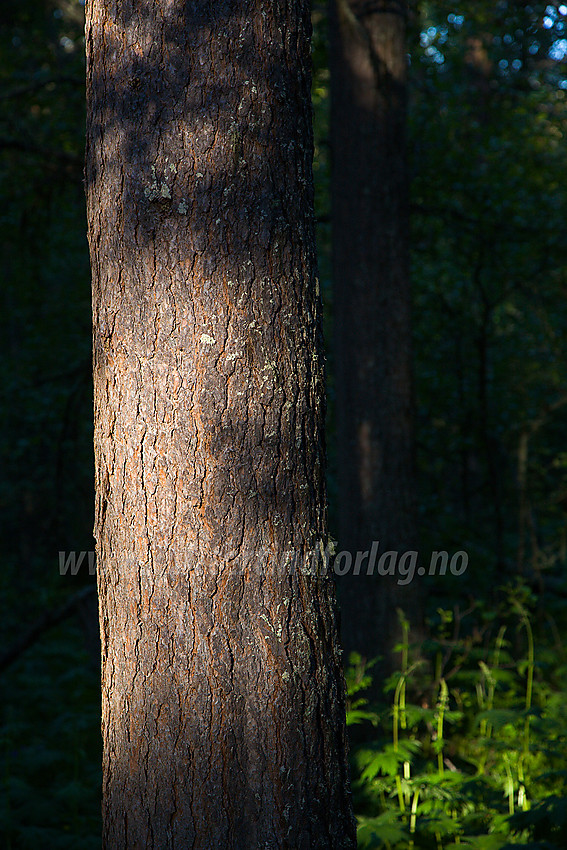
[348,590,567,849]
[409,1,567,585]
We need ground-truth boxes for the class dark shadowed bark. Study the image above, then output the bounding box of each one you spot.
[329,0,422,671]
[85,1,356,847]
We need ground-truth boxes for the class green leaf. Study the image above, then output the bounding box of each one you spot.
[346,708,379,727]
[357,811,408,848]
[474,709,521,731]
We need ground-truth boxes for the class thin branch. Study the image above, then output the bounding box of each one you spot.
[0,137,82,167]
[0,357,91,400]
[0,74,82,102]
[0,585,96,674]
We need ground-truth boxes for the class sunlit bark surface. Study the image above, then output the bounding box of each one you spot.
[85,1,356,847]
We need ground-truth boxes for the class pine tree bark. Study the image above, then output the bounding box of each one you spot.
[329,0,421,670]
[85,2,356,847]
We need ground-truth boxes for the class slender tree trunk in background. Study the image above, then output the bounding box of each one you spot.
[85,2,356,847]
[329,0,422,672]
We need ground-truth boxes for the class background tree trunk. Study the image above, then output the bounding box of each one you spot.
[85,2,356,847]
[329,0,422,671]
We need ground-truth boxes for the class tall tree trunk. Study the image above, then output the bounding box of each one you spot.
[329,0,421,671]
[85,2,356,847]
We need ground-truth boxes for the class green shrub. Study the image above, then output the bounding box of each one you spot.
[348,588,567,849]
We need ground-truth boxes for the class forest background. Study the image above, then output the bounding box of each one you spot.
[2,1,567,847]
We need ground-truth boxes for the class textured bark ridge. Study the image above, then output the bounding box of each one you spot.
[329,0,421,668]
[85,2,355,847]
